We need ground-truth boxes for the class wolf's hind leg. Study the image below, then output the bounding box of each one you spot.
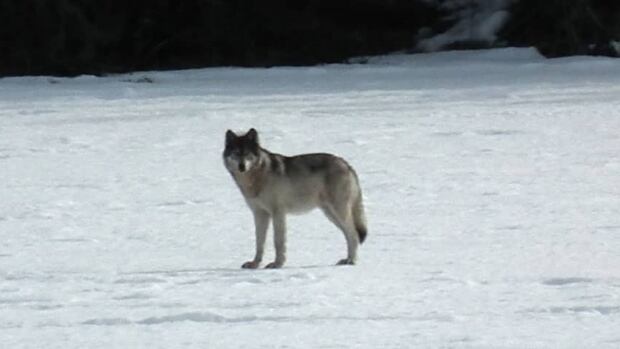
[320,203,359,265]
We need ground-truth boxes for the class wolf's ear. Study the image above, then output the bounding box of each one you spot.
[246,128,259,144]
[225,130,236,145]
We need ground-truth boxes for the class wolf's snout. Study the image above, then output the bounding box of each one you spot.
[238,162,246,172]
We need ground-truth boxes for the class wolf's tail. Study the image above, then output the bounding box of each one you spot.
[353,194,367,244]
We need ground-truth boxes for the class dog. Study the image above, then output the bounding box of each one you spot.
[223,128,367,268]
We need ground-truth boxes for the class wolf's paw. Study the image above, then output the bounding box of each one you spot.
[336,258,355,266]
[264,261,283,269]
[241,261,260,269]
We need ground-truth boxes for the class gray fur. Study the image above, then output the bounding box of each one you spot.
[223,128,367,269]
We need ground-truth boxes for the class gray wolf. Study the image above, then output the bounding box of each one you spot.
[223,128,367,269]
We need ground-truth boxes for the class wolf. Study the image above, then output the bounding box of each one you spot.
[223,128,367,269]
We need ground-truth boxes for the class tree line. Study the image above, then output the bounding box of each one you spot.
[0,0,618,77]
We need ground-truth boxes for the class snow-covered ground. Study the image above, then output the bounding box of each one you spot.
[1,48,620,348]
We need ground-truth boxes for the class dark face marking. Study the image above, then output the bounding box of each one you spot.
[223,129,261,172]
[223,131,259,157]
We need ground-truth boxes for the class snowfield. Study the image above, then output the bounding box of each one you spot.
[1,48,620,348]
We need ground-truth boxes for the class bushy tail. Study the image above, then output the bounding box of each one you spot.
[353,194,367,244]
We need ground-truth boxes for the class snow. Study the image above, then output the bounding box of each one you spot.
[418,0,513,51]
[612,40,620,56]
[1,48,620,348]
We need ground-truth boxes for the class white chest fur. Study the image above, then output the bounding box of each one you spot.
[233,170,265,198]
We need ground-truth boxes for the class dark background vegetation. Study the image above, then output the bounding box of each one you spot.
[501,0,620,58]
[0,0,619,77]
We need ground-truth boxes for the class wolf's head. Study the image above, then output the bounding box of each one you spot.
[223,128,261,173]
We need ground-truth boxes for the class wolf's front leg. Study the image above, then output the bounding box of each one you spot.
[242,209,270,269]
[265,211,286,268]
